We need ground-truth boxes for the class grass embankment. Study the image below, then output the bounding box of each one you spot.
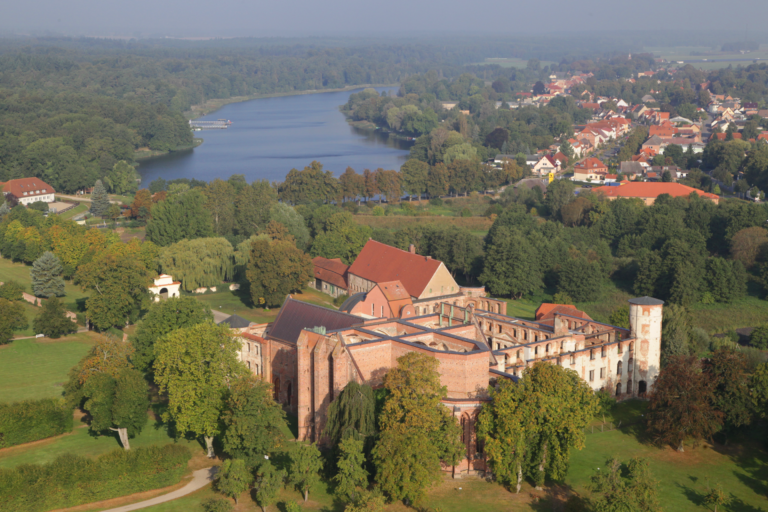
[0,334,96,403]
[59,203,88,220]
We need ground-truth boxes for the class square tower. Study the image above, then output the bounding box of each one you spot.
[628,297,664,397]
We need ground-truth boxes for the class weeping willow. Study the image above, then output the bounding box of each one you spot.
[324,381,377,446]
[159,237,235,291]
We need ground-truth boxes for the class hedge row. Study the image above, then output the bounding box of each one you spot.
[0,443,191,512]
[0,398,73,448]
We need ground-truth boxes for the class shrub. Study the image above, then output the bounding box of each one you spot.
[0,398,73,448]
[371,206,384,217]
[0,444,191,512]
[333,294,349,307]
[202,497,234,512]
[284,500,303,512]
[0,280,24,301]
[750,326,768,350]
[428,198,443,206]
[459,207,472,217]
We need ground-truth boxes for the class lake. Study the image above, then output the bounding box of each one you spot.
[137,87,413,185]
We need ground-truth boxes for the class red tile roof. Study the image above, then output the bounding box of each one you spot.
[312,257,348,289]
[348,240,443,298]
[593,182,718,201]
[574,157,607,171]
[268,297,361,344]
[1,178,55,199]
[535,303,575,320]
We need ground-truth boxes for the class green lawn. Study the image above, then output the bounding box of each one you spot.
[0,333,96,403]
[503,298,539,321]
[59,203,88,220]
[0,418,204,469]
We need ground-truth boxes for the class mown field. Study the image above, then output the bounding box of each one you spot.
[644,45,768,70]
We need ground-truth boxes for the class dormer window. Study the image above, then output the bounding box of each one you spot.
[23,192,27,196]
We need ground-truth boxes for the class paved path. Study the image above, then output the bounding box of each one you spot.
[56,194,121,204]
[101,467,218,512]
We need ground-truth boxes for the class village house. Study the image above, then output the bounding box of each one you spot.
[531,155,558,176]
[309,257,349,298]
[0,178,56,206]
[573,157,608,181]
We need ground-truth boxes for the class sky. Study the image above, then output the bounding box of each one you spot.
[3,0,768,39]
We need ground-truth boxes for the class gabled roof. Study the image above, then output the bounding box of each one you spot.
[574,157,607,170]
[348,240,444,298]
[268,297,361,344]
[643,135,664,146]
[378,280,410,302]
[221,314,251,329]
[312,257,348,289]
[535,303,576,320]
[593,182,719,201]
[1,178,55,198]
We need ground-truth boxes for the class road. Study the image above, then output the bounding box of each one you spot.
[100,467,218,512]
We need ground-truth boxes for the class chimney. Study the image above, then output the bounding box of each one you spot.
[426,256,431,260]
[409,244,416,254]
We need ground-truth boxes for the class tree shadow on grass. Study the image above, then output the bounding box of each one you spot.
[711,437,768,500]
[529,484,582,512]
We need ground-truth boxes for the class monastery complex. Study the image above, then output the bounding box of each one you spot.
[225,240,663,477]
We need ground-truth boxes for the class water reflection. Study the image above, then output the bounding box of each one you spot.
[137,87,413,185]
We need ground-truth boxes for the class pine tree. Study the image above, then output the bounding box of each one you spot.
[31,251,65,298]
[33,297,77,338]
[90,180,111,217]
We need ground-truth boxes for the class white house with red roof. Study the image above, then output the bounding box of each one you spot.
[0,178,55,205]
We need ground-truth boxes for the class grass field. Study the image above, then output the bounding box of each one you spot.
[354,215,493,234]
[0,333,97,403]
[644,45,768,70]
[475,57,557,69]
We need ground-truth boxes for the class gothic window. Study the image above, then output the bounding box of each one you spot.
[618,343,623,354]
[617,361,623,375]
[589,370,594,382]
[534,346,538,355]
[616,382,622,397]
[590,349,595,360]
[546,343,551,354]
[517,349,523,362]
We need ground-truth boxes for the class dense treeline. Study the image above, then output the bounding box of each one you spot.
[478,181,768,307]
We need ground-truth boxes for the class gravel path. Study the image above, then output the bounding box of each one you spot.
[100,467,218,512]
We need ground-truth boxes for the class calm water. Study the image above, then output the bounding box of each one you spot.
[137,87,413,185]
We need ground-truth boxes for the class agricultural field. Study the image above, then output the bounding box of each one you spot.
[644,45,768,70]
[475,57,557,69]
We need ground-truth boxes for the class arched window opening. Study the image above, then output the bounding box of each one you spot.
[517,349,523,361]
[546,343,551,353]
[638,380,647,396]
[498,325,502,333]
[590,349,595,360]
[616,383,622,396]
[534,346,538,355]
[286,382,292,406]
[273,377,280,402]
[617,361,623,375]
[601,346,606,358]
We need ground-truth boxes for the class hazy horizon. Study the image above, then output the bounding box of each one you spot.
[3,0,768,40]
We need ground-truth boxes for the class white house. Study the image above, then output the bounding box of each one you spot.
[1,178,56,205]
[149,274,181,302]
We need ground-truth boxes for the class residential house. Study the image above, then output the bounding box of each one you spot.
[620,161,646,179]
[310,257,349,298]
[531,156,558,176]
[642,135,664,153]
[573,157,608,181]
[0,178,56,205]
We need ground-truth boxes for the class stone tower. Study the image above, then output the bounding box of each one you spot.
[628,297,664,397]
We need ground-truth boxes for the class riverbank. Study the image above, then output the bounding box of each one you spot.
[133,138,204,162]
[184,83,398,120]
[345,118,416,142]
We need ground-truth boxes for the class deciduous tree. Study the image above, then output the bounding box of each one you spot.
[154,322,248,457]
[334,437,368,503]
[479,227,543,299]
[145,189,213,246]
[289,443,323,502]
[588,458,661,512]
[646,355,723,452]
[221,375,287,465]
[246,239,313,308]
[705,347,753,439]
[158,237,235,292]
[33,297,76,338]
[204,179,235,236]
[253,460,285,512]
[129,296,212,372]
[373,353,463,505]
[234,180,278,237]
[216,458,252,504]
[0,298,26,344]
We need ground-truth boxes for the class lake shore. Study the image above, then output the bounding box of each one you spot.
[184,83,398,120]
[133,138,204,162]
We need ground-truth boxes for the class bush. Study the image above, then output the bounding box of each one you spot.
[284,501,303,512]
[750,326,768,350]
[0,444,191,512]
[28,201,48,213]
[202,497,234,512]
[0,398,73,448]
[428,198,443,206]
[0,280,24,301]
[459,207,472,217]
[333,294,349,307]
[371,206,384,217]
[690,327,711,354]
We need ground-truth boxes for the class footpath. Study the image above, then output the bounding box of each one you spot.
[100,467,217,512]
